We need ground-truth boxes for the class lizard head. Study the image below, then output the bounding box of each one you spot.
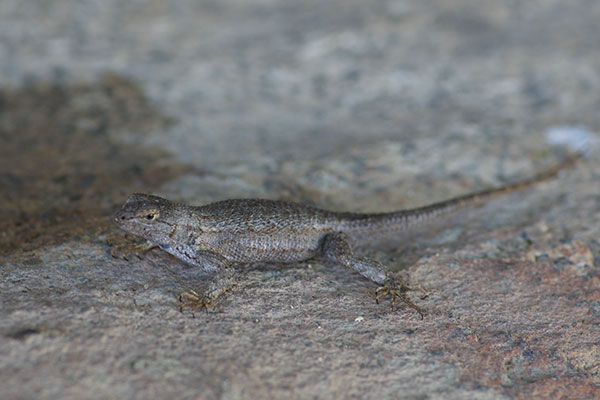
[114,193,180,245]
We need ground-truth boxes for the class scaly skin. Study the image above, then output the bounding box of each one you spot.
[113,155,580,318]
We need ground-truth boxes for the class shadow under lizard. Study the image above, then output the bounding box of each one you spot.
[113,155,580,318]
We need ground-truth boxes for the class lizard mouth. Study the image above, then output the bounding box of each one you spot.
[113,209,140,230]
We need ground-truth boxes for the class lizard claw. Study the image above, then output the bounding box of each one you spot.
[108,234,157,260]
[177,269,236,314]
[375,274,426,319]
[178,290,214,313]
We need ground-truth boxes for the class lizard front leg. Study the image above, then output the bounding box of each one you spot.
[108,233,158,260]
[176,251,236,312]
[320,232,425,318]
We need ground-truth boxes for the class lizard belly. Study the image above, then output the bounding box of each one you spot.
[218,233,322,264]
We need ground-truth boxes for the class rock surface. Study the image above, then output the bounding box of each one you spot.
[1,1,599,399]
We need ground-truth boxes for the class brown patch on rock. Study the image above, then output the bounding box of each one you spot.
[0,74,191,255]
[415,252,600,398]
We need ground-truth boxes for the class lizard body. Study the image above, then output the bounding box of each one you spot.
[114,155,580,317]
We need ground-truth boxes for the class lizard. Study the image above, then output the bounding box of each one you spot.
[113,154,581,318]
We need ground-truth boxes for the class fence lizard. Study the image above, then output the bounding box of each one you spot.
[114,155,581,318]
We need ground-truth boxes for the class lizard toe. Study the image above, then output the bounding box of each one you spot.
[375,274,425,319]
[178,290,214,312]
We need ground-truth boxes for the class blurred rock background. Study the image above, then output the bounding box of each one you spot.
[1,1,599,399]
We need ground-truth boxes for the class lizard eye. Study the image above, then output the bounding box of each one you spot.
[138,209,159,221]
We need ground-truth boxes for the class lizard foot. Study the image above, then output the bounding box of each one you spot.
[177,268,236,314]
[178,290,215,313]
[375,274,426,319]
[108,234,157,260]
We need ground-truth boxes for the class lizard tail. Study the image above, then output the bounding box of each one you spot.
[380,125,599,222]
[339,128,597,242]
[399,152,582,221]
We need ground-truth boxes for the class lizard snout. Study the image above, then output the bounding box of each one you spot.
[113,210,128,224]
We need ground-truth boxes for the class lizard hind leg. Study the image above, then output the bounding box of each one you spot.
[321,232,426,318]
